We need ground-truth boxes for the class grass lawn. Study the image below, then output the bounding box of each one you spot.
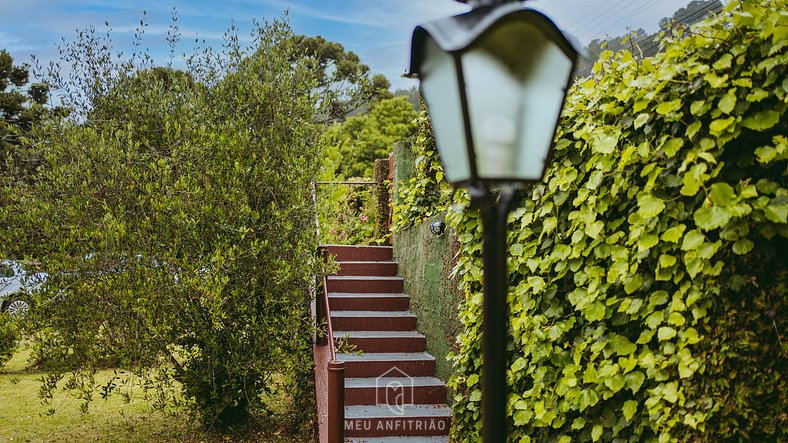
[0,343,313,442]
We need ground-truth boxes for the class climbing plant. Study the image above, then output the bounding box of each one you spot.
[392,106,450,230]
[395,0,787,441]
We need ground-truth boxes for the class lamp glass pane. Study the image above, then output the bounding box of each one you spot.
[420,36,472,184]
[461,19,573,181]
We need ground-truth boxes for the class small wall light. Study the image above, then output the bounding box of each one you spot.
[430,220,446,236]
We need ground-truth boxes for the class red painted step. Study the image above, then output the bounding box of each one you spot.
[329,293,410,311]
[325,245,393,262]
[331,311,417,332]
[338,261,398,276]
[344,377,447,406]
[343,405,451,438]
[326,276,404,293]
[337,352,437,378]
[317,243,450,441]
[334,331,426,353]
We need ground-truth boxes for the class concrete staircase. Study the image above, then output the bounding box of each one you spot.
[325,245,451,442]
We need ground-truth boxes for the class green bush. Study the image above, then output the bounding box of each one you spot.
[0,313,19,367]
[397,0,786,441]
[0,17,329,429]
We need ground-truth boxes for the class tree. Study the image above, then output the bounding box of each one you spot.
[659,0,724,31]
[0,49,57,173]
[1,17,333,430]
[321,95,418,178]
[292,35,392,120]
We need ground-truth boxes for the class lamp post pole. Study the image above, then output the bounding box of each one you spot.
[472,185,519,443]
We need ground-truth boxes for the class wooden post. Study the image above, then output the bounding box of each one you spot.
[328,360,345,443]
[373,159,391,242]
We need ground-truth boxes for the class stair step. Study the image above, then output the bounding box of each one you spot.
[329,293,410,311]
[337,352,437,377]
[344,405,451,438]
[334,330,425,353]
[327,276,404,293]
[338,261,398,276]
[345,435,449,443]
[345,437,449,443]
[345,377,447,406]
[325,245,393,262]
[332,311,417,331]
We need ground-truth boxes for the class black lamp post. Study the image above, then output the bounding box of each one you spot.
[409,1,579,441]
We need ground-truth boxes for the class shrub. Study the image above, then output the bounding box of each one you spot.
[1,17,328,429]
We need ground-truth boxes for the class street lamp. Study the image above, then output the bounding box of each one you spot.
[409,1,580,442]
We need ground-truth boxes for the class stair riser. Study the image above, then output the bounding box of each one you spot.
[344,337,426,353]
[343,360,436,378]
[344,417,451,438]
[329,296,409,311]
[326,246,393,262]
[327,279,404,293]
[332,316,416,332]
[345,386,447,406]
[338,262,398,276]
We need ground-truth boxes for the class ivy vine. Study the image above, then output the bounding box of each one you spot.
[412,1,787,441]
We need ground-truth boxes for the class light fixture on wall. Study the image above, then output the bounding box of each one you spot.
[430,220,447,236]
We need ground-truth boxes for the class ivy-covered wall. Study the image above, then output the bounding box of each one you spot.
[395,1,787,441]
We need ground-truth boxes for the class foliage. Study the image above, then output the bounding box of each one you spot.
[0,17,329,430]
[392,106,450,231]
[292,34,392,121]
[316,96,417,245]
[399,1,787,441]
[0,314,19,367]
[322,96,418,178]
[0,49,63,183]
[315,182,378,245]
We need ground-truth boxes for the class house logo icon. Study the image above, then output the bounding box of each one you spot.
[376,367,414,415]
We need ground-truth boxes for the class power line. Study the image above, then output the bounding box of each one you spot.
[575,1,724,78]
[569,0,634,37]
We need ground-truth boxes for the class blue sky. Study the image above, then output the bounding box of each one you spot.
[1,0,703,91]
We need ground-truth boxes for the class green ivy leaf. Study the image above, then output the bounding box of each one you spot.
[658,326,677,341]
[694,206,732,231]
[638,193,665,218]
[626,371,646,393]
[682,230,706,250]
[704,72,728,88]
[732,238,754,255]
[718,90,737,114]
[661,138,683,158]
[764,200,788,223]
[661,225,686,243]
[709,117,736,136]
[656,99,682,115]
[623,400,638,421]
[592,424,604,441]
[593,132,620,154]
[742,110,780,130]
[634,113,650,129]
[710,183,736,206]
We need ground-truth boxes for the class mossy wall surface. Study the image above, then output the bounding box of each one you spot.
[393,215,462,382]
[392,140,462,383]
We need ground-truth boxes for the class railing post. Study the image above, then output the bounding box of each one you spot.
[316,246,328,346]
[328,360,345,443]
